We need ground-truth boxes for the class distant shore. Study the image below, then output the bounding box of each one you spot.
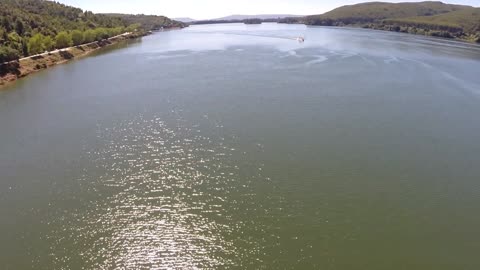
[0,31,147,89]
[281,22,480,44]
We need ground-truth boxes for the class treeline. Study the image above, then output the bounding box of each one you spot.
[192,20,242,25]
[380,20,462,35]
[24,25,139,56]
[244,18,262,24]
[0,0,182,63]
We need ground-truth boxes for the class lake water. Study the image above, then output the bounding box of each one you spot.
[1,23,480,269]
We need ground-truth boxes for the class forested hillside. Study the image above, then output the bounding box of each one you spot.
[0,0,184,62]
[281,1,480,42]
[305,1,470,23]
[104,14,184,31]
[385,7,480,39]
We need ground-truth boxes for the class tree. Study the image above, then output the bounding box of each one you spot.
[21,38,29,56]
[6,32,22,52]
[94,28,109,41]
[15,20,25,35]
[43,36,54,51]
[1,17,12,32]
[0,27,5,43]
[0,46,20,63]
[28,33,45,55]
[111,27,124,36]
[126,23,141,32]
[83,29,96,43]
[71,30,84,46]
[55,31,73,48]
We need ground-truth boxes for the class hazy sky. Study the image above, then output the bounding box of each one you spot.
[56,0,480,19]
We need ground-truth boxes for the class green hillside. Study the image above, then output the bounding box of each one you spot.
[286,1,480,42]
[386,7,480,34]
[0,0,183,62]
[307,1,470,23]
[104,14,186,31]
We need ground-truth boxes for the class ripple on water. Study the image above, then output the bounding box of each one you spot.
[46,115,268,269]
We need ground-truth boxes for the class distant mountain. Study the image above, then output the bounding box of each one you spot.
[173,17,196,23]
[214,14,303,21]
[281,1,479,42]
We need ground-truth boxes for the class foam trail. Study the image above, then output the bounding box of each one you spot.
[305,55,328,66]
[191,30,305,42]
[225,32,304,42]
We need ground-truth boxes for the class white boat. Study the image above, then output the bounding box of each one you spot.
[296,37,305,43]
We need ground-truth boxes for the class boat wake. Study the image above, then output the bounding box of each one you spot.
[194,30,306,43]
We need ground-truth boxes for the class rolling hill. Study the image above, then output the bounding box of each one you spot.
[306,1,470,22]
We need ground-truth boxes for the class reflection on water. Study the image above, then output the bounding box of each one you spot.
[48,115,253,268]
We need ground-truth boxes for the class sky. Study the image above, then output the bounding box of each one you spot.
[56,0,480,20]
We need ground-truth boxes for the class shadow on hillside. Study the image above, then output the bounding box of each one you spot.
[59,51,74,60]
[31,55,44,60]
[0,62,20,77]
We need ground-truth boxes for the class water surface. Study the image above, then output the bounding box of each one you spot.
[1,23,480,269]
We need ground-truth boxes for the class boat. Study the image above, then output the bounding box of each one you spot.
[296,37,305,43]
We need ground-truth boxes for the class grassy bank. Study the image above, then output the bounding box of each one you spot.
[0,32,145,89]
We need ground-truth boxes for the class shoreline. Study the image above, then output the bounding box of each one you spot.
[0,31,147,90]
[280,22,480,44]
